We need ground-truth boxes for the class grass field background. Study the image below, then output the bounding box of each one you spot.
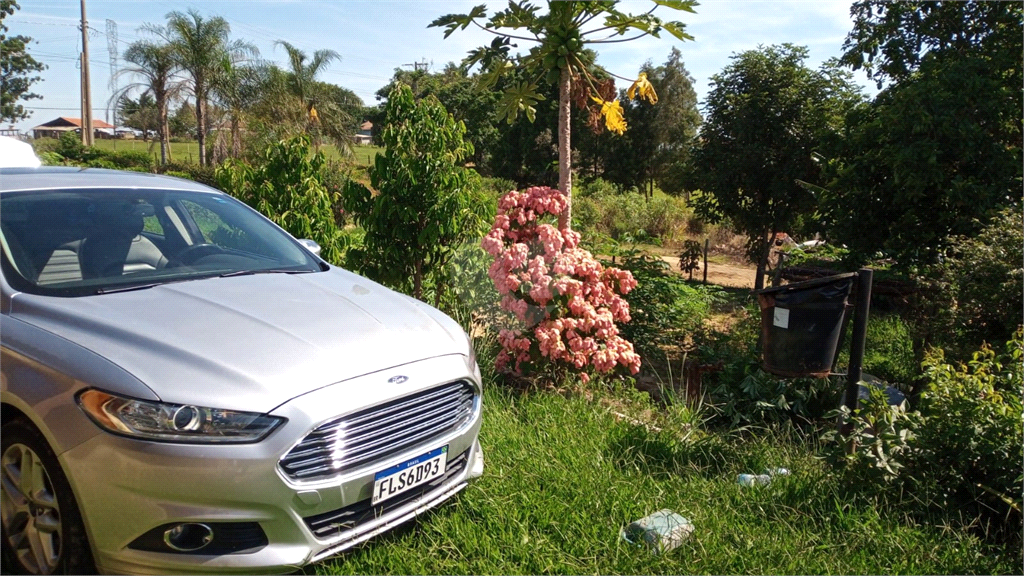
[85,139,382,167]
[311,385,1017,575]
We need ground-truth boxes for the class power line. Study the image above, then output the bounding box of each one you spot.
[22,106,110,111]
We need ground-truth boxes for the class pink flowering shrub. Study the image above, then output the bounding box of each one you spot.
[481,186,641,382]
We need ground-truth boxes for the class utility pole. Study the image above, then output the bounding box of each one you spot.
[80,0,94,146]
[401,59,429,94]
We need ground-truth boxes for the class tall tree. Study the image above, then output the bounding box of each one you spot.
[275,41,340,110]
[820,0,1023,267]
[651,47,701,195]
[841,0,1021,89]
[1,0,46,123]
[112,36,181,163]
[168,100,196,138]
[599,47,701,196]
[210,58,265,160]
[270,41,353,148]
[375,63,502,172]
[342,84,490,303]
[431,1,695,229]
[117,93,159,139]
[160,9,254,166]
[692,45,862,289]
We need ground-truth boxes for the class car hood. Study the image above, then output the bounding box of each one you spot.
[10,268,466,413]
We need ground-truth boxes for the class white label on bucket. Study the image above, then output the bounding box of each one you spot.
[773,307,790,329]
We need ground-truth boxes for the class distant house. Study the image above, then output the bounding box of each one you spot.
[31,117,116,140]
[354,121,373,145]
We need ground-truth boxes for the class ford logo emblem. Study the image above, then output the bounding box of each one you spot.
[387,375,409,385]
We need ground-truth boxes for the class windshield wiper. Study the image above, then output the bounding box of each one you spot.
[96,283,163,295]
[95,277,200,294]
[218,268,315,278]
[96,269,313,294]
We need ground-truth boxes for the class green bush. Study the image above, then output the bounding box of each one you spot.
[678,239,702,279]
[37,151,66,166]
[156,162,218,187]
[914,331,1023,522]
[944,208,1023,349]
[575,177,618,198]
[827,330,1023,539]
[909,208,1023,361]
[696,306,845,427]
[572,189,688,243]
[343,84,490,303]
[102,149,154,170]
[53,131,86,161]
[33,133,154,172]
[604,248,722,359]
[710,364,841,427]
[216,135,348,266]
[824,386,919,490]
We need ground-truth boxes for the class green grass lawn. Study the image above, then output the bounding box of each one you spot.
[313,385,1017,575]
[88,139,382,167]
[325,144,382,167]
[91,138,203,163]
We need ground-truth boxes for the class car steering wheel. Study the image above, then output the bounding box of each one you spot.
[172,243,224,266]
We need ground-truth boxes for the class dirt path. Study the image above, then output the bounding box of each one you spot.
[659,255,756,290]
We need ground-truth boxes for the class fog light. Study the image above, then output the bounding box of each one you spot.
[163,523,214,552]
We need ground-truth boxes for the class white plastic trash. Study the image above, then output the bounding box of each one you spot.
[737,473,772,487]
[621,509,693,553]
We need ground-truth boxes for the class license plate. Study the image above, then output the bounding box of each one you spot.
[372,446,448,505]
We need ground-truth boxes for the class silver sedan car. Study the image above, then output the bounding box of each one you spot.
[0,167,484,574]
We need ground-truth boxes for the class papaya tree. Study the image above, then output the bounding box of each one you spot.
[430,0,696,228]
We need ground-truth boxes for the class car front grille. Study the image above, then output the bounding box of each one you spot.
[280,380,475,482]
[303,449,469,540]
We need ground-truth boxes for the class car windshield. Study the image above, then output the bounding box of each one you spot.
[0,188,323,297]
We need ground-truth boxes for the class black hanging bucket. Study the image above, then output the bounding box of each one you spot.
[755,273,856,378]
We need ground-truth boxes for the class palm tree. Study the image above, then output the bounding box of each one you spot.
[272,41,351,148]
[275,40,340,113]
[210,58,264,159]
[160,9,255,166]
[111,37,181,164]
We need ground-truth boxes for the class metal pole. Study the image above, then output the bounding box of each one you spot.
[80,0,94,146]
[841,268,873,444]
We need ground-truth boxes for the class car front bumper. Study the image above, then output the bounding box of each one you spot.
[58,354,483,575]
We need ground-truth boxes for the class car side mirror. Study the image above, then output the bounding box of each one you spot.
[297,239,322,257]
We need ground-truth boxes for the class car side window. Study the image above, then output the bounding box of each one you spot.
[142,213,164,236]
[177,199,258,253]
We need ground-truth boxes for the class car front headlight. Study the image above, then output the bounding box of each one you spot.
[77,389,284,444]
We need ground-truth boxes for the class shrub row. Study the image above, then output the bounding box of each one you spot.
[572,179,690,244]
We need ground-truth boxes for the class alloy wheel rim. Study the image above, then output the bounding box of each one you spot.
[0,443,62,574]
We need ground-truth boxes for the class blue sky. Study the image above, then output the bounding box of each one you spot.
[8,0,873,132]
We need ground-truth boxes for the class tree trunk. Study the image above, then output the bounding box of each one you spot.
[157,94,170,165]
[230,115,241,158]
[557,66,572,230]
[753,231,777,291]
[754,254,767,291]
[195,81,206,167]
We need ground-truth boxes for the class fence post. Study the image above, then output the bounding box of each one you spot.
[842,268,874,451]
[702,238,709,285]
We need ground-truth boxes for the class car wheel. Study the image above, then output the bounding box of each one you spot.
[0,418,93,575]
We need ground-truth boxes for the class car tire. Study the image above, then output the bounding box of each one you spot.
[0,417,94,575]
